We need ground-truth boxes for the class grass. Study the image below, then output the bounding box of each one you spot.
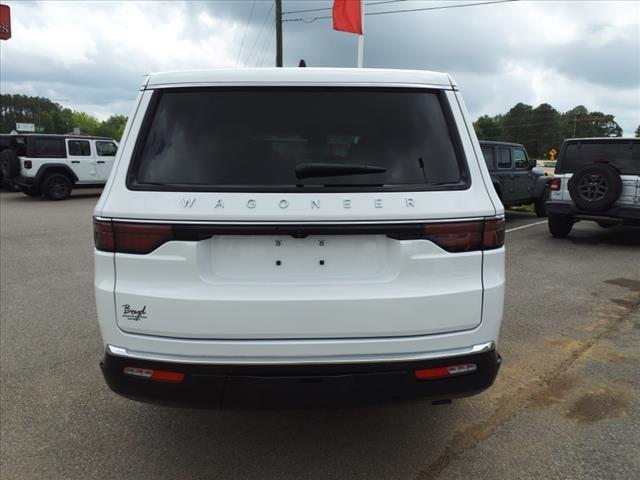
[509,203,535,213]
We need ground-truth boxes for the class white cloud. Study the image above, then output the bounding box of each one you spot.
[0,0,638,134]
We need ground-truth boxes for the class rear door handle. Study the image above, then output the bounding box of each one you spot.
[97,161,105,164]
[70,160,80,164]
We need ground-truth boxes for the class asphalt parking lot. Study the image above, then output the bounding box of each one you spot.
[1,190,639,480]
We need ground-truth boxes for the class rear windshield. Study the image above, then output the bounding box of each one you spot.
[559,140,640,175]
[130,88,468,191]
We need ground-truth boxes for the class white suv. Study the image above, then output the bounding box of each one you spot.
[0,134,118,200]
[94,68,505,408]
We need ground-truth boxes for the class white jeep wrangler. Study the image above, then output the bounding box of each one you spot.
[0,134,118,200]
[547,138,640,237]
[94,68,505,408]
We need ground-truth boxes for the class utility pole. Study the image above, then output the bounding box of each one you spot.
[357,0,364,68]
[275,0,283,67]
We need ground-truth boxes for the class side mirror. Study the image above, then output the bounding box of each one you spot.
[528,158,537,169]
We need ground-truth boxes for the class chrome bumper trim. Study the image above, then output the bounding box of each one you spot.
[106,341,495,366]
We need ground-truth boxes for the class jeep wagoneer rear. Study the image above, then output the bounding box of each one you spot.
[94,68,504,408]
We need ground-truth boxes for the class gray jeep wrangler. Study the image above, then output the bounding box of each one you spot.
[480,141,550,217]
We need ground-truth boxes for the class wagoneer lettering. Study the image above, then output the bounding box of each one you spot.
[94,68,505,408]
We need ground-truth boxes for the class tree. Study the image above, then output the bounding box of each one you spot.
[636,125,640,138]
[529,103,561,157]
[560,106,622,138]
[588,111,622,137]
[70,111,100,135]
[0,94,128,140]
[502,103,534,152]
[473,114,503,141]
[96,115,127,141]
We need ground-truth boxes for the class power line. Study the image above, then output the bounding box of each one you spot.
[283,0,518,23]
[258,23,277,66]
[235,0,257,67]
[282,0,407,16]
[245,2,275,66]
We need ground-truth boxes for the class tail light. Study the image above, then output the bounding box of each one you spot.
[23,160,32,169]
[94,217,505,255]
[94,219,173,254]
[423,218,504,252]
[549,177,561,191]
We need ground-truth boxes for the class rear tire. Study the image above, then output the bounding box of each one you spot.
[42,173,73,201]
[548,213,574,238]
[534,187,549,217]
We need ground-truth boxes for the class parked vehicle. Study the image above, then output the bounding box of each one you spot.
[0,134,15,189]
[547,138,640,237]
[480,141,550,217]
[94,68,505,408]
[0,134,118,200]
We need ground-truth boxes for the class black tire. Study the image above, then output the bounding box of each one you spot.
[0,149,20,179]
[42,173,73,200]
[548,213,574,238]
[19,186,42,197]
[568,163,622,212]
[534,186,549,217]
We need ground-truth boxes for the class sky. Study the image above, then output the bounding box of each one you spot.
[0,0,639,135]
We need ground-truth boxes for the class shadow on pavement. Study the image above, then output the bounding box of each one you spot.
[566,224,640,247]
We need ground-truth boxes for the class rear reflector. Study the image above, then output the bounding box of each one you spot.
[414,363,477,380]
[123,367,185,383]
[549,178,561,191]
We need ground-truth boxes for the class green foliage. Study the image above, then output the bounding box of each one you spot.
[0,94,127,141]
[70,111,100,135]
[473,103,623,158]
[636,125,640,138]
[473,114,503,140]
[95,115,127,141]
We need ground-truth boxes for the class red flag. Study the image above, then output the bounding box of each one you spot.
[333,0,362,35]
[0,4,11,40]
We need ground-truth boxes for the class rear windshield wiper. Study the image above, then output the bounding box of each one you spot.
[295,163,386,179]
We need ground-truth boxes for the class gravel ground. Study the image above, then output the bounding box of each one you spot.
[1,190,639,480]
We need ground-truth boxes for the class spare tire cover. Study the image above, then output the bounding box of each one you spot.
[568,163,622,212]
[0,150,20,179]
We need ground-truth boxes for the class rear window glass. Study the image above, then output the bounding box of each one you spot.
[68,140,91,156]
[481,146,495,170]
[131,88,467,191]
[30,137,65,158]
[561,141,639,175]
[96,141,117,156]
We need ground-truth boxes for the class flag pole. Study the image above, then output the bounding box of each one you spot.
[357,0,364,68]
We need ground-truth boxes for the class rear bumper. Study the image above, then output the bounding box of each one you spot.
[9,174,36,188]
[100,346,501,409]
[547,201,640,223]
